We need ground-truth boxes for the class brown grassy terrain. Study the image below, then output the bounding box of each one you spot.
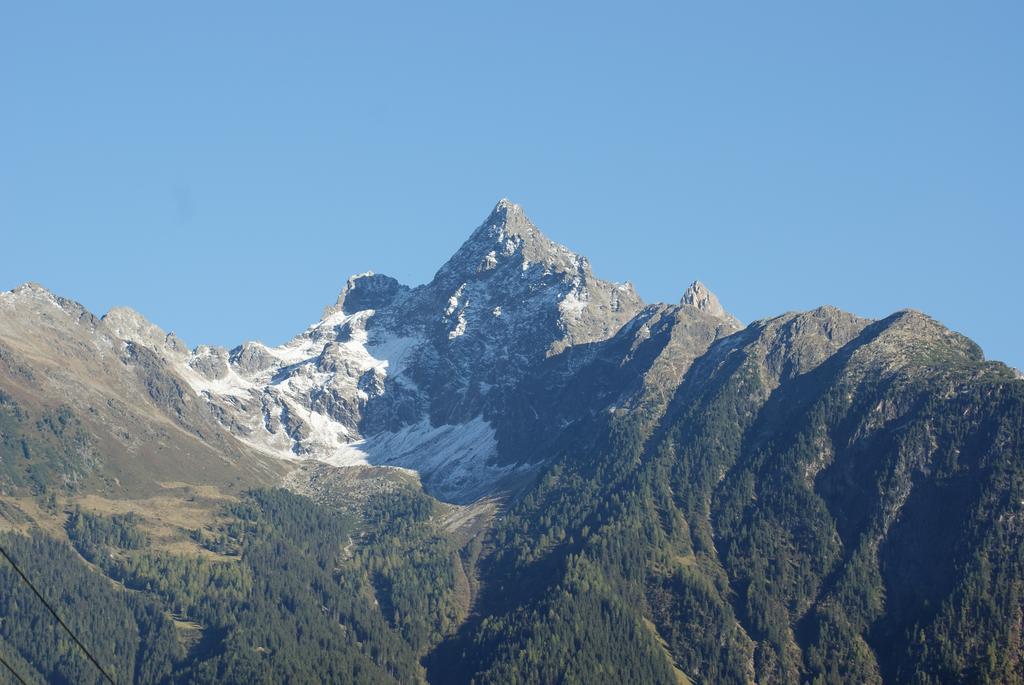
[0,481,243,560]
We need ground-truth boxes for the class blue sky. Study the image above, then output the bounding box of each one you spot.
[2,3,1021,368]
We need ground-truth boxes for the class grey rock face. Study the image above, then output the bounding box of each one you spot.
[229,342,279,375]
[329,273,409,317]
[189,345,229,380]
[417,199,644,349]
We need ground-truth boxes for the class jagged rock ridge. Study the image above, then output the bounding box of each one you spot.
[172,200,736,501]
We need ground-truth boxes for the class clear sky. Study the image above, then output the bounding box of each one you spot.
[2,3,1021,368]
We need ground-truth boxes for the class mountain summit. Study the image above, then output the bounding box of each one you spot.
[177,200,654,500]
[446,198,580,276]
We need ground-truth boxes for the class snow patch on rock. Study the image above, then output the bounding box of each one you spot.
[322,416,524,502]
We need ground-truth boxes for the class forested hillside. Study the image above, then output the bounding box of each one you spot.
[1,486,474,684]
[426,309,1024,684]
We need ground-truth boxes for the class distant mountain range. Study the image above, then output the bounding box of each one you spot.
[1,200,1021,684]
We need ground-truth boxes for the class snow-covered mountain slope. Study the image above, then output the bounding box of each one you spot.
[4,200,740,502]
[166,201,659,499]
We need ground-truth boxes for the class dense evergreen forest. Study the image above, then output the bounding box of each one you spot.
[1,487,464,684]
[427,312,1024,684]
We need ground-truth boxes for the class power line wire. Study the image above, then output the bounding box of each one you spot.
[0,543,116,684]
[0,652,30,685]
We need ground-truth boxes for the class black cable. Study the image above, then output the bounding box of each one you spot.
[0,652,29,685]
[0,544,116,684]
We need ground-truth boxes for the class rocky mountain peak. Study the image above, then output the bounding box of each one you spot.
[681,280,740,327]
[326,272,410,318]
[490,197,530,232]
[101,307,188,358]
[1,282,100,331]
[435,199,584,287]
[415,200,646,352]
[3,282,75,312]
[475,198,541,247]
[681,280,723,315]
[9,281,52,297]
